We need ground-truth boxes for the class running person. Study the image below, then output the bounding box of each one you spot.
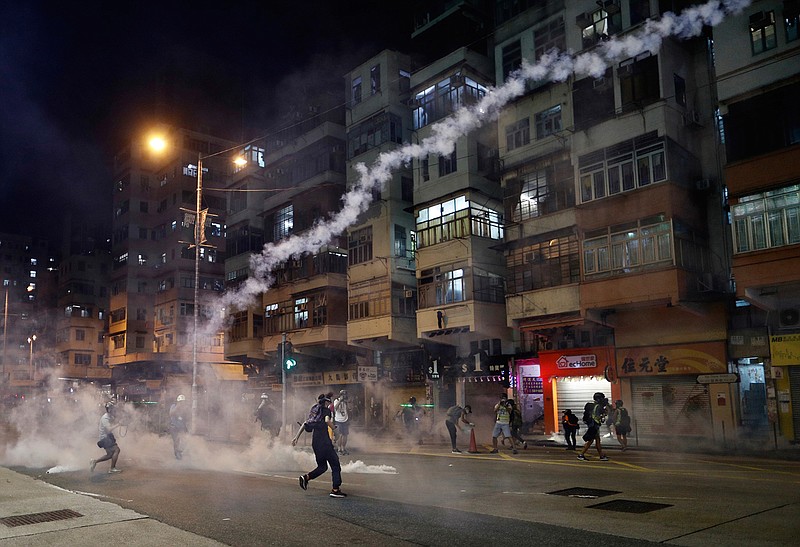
[293,394,346,498]
[90,401,122,474]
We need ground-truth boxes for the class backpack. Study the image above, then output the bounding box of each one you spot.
[304,402,326,431]
[582,402,594,425]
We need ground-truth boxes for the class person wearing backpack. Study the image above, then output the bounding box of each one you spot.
[292,393,346,498]
[562,409,580,450]
[613,399,632,451]
[444,404,473,453]
[577,392,609,462]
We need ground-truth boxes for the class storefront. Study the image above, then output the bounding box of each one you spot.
[616,341,732,446]
[769,333,800,442]
[535,347,616,434]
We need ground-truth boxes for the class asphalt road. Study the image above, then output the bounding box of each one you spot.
[16,442,800,546]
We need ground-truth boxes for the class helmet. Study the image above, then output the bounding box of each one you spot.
[340,390,347,397]
[593,392,606,403]
[177,394,186,402]
[261,393,269,399]
[409,396,417,404]
[104,401,115,411]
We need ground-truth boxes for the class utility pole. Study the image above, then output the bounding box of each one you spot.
[281,332,287,441]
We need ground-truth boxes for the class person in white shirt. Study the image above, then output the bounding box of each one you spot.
[333,390,350,455]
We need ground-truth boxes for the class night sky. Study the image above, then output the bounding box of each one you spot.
[0,1,410,244]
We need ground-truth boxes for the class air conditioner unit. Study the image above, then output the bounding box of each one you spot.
[779,308,800,328]
[684,110,702,127]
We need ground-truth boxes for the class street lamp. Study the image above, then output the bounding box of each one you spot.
[27,334,36,382]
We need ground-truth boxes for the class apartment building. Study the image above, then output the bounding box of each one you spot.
[495,0,732,445]
[244,106,354,415]
[715,0,800,443]
[108,127,242,415]
[55,219,111,385]
[0,233,56,397]
[344,50,419,426]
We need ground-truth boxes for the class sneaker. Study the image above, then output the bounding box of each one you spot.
[108,468,122,474]
[490,449,499,454]
[600,456,609,461]
[451,448,462,454]
[329,489,347,498]
[621,447,627,452]
[512,449,518,454]
[89,460,96,473]
[298,475,308,490]
[523,441,528,450]
[577,454,587,461]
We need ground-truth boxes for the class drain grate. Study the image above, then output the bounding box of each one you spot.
[588,499,672,513]
[547,487,621,499]
[0,509,84,527]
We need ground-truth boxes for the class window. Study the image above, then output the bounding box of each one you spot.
[352,76,362,104]
[572,69,615,130]
[501,40,522,80]
[229,311,248,342]
[534,17,565,61]
[110,307,126,323]
[294,297,308,329]
[75,329,85,341]
[312,293,327,326]
[348,226,373,265]
[273,204,293,241]
[399,69,410,93]
[416,195,504,248]
[535,105,562,139]
[401,176,413,202]
[673,74,686,107]
[583,218,672,276]
[580,8,620,49]
[507,234,580,292]
[750,11,777,54]
[421,157,430,182]
[435,269,465,305]
[438,147,457,177]
[619,53,660,110]
[786,6,799,42]
[370,64,381,94]
[346,112,403,158]
[513,170,548,221]
[578,133,666,203]
[630,0,650,25]
[394,225,407,257]
[732,184,800,254]
[111,334,125,350]
[506,119,530,151]
[412,75,487,129]
[74,353,92,365]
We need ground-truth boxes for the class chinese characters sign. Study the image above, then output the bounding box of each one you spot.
[769,334,800,366]
[615,342,725,377]
[522,376,543,394]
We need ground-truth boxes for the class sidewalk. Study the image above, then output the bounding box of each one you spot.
[0,466,222,546]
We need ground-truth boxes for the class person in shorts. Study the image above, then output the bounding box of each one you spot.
[490,394,517,454]
[91,401,122,474]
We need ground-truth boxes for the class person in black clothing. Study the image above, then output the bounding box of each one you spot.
[562,409,580,450]
[292,393,346,498]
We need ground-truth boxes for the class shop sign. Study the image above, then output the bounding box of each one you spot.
[769,334,800,366]
[555,354,597,369]
[290,372,324,387]
[616,342,725,377]
[324,370,359,384]
[358,366,378,382]
[522,376,543,394]
[697,373,739,384]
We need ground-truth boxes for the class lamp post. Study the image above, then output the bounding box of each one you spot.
[149,133,247,435]
[2,286,7,387]
[27,334,36,382]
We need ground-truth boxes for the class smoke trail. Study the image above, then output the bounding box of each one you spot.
[217,0,750,317]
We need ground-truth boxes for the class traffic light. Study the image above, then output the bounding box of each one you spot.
[282,341,297,371]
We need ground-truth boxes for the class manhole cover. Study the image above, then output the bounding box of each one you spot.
[588,499,672,513]
[0,509,83,527]
[547,487,621,498]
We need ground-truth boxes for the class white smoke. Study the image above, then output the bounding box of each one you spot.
[216,0,751,319]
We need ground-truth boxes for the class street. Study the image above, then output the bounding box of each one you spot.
[14,438,800,546]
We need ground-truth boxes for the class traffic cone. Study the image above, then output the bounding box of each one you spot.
[468,427,479,454]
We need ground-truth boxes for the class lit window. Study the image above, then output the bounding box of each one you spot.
[273,204,294,241]
[352,76,362,104]
[750,11,777,54]
[534,105,562,139]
